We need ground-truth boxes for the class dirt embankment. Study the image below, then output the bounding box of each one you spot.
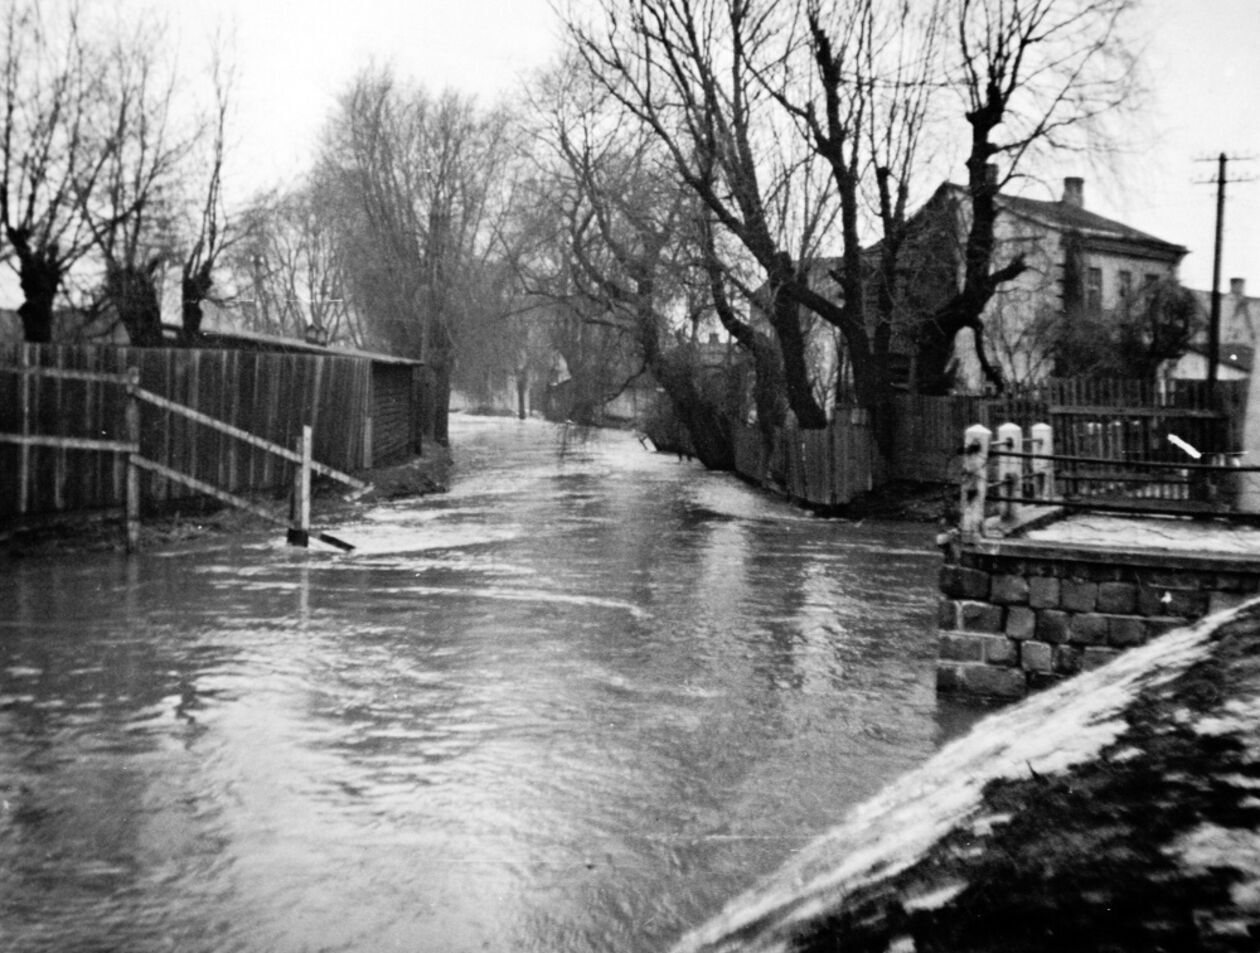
[1,448,453,560]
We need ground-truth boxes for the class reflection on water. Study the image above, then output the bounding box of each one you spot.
[0,416,981,953]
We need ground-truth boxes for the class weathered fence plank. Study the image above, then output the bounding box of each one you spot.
[0,344,381,520]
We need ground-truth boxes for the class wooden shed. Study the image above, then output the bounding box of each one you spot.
[198,330,429,468]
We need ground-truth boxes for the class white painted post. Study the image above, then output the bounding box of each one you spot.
[1031,423,1054,501]
[960,424,991,540]
[996,422,1023,520]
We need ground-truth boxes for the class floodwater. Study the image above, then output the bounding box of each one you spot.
[0,416,980,953]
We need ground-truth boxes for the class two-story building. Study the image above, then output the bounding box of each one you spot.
[914,175,1188,390]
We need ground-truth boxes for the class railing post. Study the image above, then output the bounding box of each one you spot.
[1031,422,1054,501]
[960,424,991,540]
[288,424,313,547]
[996,422,1023,520]
[125,367,141,554]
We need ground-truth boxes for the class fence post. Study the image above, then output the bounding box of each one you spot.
[18,345,30,515]
[996,422,1023,521]
[288,424,313,547]
[1031,422,1054,501]
[960,424,991,540]
[125,367,141,554]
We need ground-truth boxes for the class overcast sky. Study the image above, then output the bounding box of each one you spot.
[130,0,1260,296]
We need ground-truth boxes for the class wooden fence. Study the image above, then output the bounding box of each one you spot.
[890,378,1246,484]
[1,344,375,521]
[726,377,1246,511]
[731,407,881,508]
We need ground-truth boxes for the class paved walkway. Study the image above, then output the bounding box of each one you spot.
[1024,513,1260,556]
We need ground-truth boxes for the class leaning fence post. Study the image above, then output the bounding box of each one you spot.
[960,424,991,540]
[124,367,141,554]
[1031,422,1054,501]
[288,424,313,547]
[996,422,1023,521]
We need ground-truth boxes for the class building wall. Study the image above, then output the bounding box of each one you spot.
[937,540,1260,700]
[954,217,1182,391]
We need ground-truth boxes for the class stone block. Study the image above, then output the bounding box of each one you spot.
[1137,586,1170,617]
[1053,645,1083,676]
[990,574,1030,605]
[1083,646,1122,670]
[1142,569,1201,590]
[939,633,986,663]
[960,601,1004,634]
[1061,579,1098,613]
[1005,606,1036,640]
[935,662,965,693]
[938,598,959,631]
[1165,589,1209,619]
[1146,617,1189,639]
[1029,576,1060,609]
[947,663,1026,700]
[1021,640,1053,674]
[1108,616,1147,647]
[1209,590,1254,615]
[982,635,1018,666]
[1068,612,1109,646]
[940,565,990,600]
[1035,609,1070,644]
[1096,582,1137,615]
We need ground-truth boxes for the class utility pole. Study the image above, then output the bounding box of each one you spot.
[1196,153,1254,399]
[1209,153,1226,393]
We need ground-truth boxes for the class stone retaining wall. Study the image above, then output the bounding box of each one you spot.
[937,539,1260,699]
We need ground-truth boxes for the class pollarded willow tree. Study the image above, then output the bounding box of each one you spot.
[520,59,750,465]
[318,69,519,444]
[913,0,1142,394]
[0,0,107,342]
[566,0,1142,427]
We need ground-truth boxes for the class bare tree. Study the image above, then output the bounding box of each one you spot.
[319,69,518,443]
[913,0,1139,393]
[78,19,188,347]
[0,0,109,342]
[181,39,236,343]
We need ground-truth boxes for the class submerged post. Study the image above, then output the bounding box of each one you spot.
[124,367,141,554]
[960,424,991,541]
[288,424,313,547]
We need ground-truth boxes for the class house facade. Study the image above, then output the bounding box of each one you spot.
[923,176,1188,390]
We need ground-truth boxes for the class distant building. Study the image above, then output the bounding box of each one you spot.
[903,174,1187,390]
[1163,278,1258,382]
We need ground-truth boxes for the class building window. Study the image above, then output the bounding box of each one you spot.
[1118,270,1132,300]
[1144,272,1160,287]
[1086,267,1102,313]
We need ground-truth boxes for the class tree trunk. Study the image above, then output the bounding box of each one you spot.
[11,235,62,344]
[181,263,214,344]
[430,358,452,447]
[107,263,164,347]
[767,281,827,430]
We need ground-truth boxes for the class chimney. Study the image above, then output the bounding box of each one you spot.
[1231,277,1246,297]
[1062,177,1084,208]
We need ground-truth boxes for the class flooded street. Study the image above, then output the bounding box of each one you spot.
[1,416,977,953]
